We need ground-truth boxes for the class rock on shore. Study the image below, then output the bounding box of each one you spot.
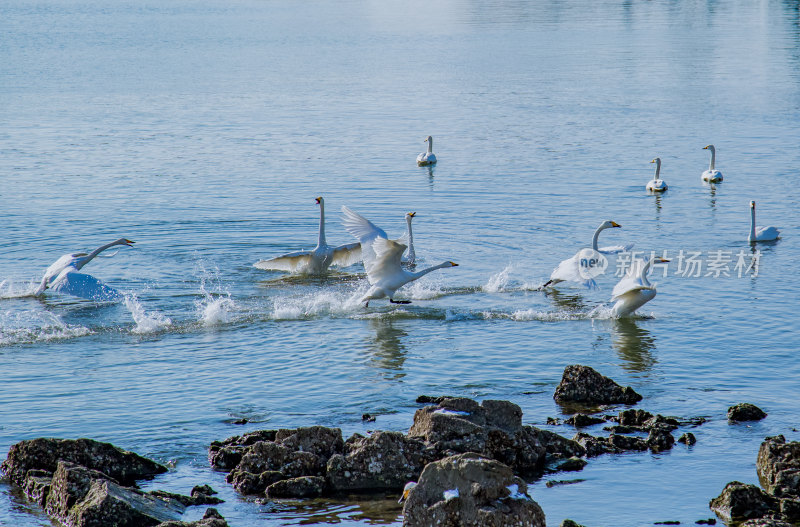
[553,365,642,406]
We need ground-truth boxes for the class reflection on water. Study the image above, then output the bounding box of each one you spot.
[543,288,587,313]
[706,183,717,210]
[268,494,402,525]
[652,192,662,222]
[610,318,657,372]
[364,318,408,378]
[421,164,435,190]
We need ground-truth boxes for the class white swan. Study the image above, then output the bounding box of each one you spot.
[610,256,670,317]
[646,158,668,192]
[416,136,437,166]
[399,481,417,503]
[254,197,361,274]
[35,238,135,300]
[543,221,633,288]
[341,206,416,269]
[748,200,780,242]
[359,238,457,306]
[702,145,723,182]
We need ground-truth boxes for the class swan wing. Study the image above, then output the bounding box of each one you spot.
[549,253,597,288]
[253,250,313,272]
[598,242,635,254]
[755,226,780,240]
[366,238,407,283]
[50,271,123,301]
[341,206,388,243]
[330,242,362,267]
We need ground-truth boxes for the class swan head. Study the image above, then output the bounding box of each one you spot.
[703,144,715,151]
[750,200,756,209]
[406,211,416,220]
[448,261,458,267]
[399,481,417,503]
[650,157,660,164]
[600,220,621,230]
[315,196,323,205]
[424,136,432,143]
[116,238,135,247]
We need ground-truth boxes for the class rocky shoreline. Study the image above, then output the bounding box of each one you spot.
[1,364,790,526]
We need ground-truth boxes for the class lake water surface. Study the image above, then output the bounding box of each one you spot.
[1,1,799,525]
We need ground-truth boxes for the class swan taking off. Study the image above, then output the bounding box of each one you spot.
[748,201,780,242]
[544,220,634,289]
[341,206,416,268]
[254,197,361,274]
[702,145,724,182]
[35,238,135,301]
[359,237,457,306]
[416,136,437,166]
[646,158,668,192]
[610,256,670,317]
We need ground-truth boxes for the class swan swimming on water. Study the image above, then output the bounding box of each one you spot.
[417,136,437,166]
[646,158,668,192]
[610,256,670,317]
[748,200,780,242]
[543,220,634,289]
[35,238,135,300]
[254,197,361,274]
[359,237,457,307]
[341,206,416,268]
[701,145,724,182]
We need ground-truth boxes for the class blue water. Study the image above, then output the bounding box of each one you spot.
[1,1,799,525]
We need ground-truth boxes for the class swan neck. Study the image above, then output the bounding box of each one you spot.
[427,138,433,153]
[591,225,603,251]
[639,259,654,287]
[750,206,756,240]
[318,201,326,246]
[709,148,716,171]
[653,159,661,180]
[414,261,450,278]
[406,217,415,261]
[76,240,120,270]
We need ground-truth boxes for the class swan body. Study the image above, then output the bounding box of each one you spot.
[701,145,723,182]
[748,200,780,242]
[341,206,416,268]
[416,136,437,166]
[254,197,361,274]
[646,157,668,192]
[610,256,669,317]
[35,238,134,300]
[544,220,633,288]
[359,237,457,306]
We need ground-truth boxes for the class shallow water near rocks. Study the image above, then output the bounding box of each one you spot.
[1,0,799,525]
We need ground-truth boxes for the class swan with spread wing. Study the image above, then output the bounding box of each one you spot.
[359,238,457,307]
[341,205,416,268]
[543,220,633,288]
[610,256,670,317]
[35,238,135,301]
[254,197,361,274]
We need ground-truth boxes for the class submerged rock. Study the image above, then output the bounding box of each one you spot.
[555,457,587,472]
[67,478,184,527]
[565,414,605,427]
[148,485,224,506]
[678,433,697,445]
[728,403,768,422]
[709,481,778,523]
[553,365,642,406]
[155,508,229,527]
[560,520,586,527]
[401,453,546,527]
[1,437,167,486]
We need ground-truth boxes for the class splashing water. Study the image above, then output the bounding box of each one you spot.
[483,265,513,293]
[271,287,366,320]
[123,294,172,334]
[194,264,237,326]
[0,308,92,346]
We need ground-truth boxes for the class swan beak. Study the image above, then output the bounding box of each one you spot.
[315,197,322,204]
[703,146,708,150]
[659,258,670,263]
[399,488,412,503]
[408,212,416,217]
[650,159,655,163]
[123,239,135,246]
[611,221,621,228]
[450,261,459,266]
